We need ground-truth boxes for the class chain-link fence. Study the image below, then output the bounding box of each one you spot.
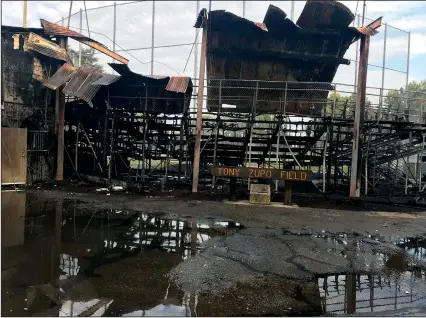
[189,79,425,124]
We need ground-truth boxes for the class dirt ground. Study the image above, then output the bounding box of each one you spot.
[29,184,426,239]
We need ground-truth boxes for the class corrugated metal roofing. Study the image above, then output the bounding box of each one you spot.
[62,67,104,105]
[24,32,73,64]
[357,25,379,36]
[90,74,121,86]
[40,19,100,44]
[254,22,268,32]
[40,19,128,64]
[108,63,191,94]
[165,77,192,94]
[42,63,76,90]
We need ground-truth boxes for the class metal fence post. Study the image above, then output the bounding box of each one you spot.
[419,134,425,192]
[242,1,246,17]
[212,80,222,187]
[380,23,387,109]
[194,1,200,113]
[79,9,82,67]
[112,2,117,73]
[406,31,411,91]
[151,0,155,75]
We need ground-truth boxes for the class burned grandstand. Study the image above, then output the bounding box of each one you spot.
[1,0,425,201]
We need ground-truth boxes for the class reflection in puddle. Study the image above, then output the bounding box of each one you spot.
[1,191,242,317]
[318,271,426,314]
[122,304,187,317]
[313,234,426,314]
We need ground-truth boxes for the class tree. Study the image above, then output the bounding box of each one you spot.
[67,47,104,72]
[385,80,426,122]
[327,91,373,118]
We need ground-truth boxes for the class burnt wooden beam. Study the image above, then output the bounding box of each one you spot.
[208,48,351,65]
[55,36,67,182]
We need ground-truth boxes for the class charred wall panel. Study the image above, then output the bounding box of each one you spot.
[1,31,56,183]
[203,5,359,114]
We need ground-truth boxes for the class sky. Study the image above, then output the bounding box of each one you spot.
[2,0,426,93]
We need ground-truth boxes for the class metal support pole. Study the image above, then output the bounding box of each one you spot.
[373,148,377,190]
[165,140,169,184]
[350,34,370,198]
[380,23,387,109]
[108,117,115,182]
[79,9,82,67]
[419,134,425,192]
[405,131,412,194]
[212,80,222,187]
[194,0,200,114]
[395,148,400,187]
[55,36,68,182]
[151,0,155,75]
[179,117,184,180]
[192,12,207,193]
[67,1,73,29]
[365,131,372,195]
[23,1,27,28]
[112,2,117,71]
[142,121,149,183]
[75,121,80,172]
[242,1,246,18]
[362,0,366,26]
[80,123,104,174]
[275,122,281,191]
[322,127,328,193]
[247,126,254,189]
[247,82,258,189]
[406,32,411,90]
[291,1,295,21]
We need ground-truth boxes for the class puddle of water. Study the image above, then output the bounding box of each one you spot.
[2,191,426,317]
[1,191,242,317]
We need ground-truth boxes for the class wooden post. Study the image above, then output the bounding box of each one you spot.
[350,34,370,198]
[284,180,292,205]
[55,36,68,181]
[192,13,208,193]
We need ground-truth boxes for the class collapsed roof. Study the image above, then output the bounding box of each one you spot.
[2,18,128,66]
[195,0,381,114]
[43,63,193,114]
